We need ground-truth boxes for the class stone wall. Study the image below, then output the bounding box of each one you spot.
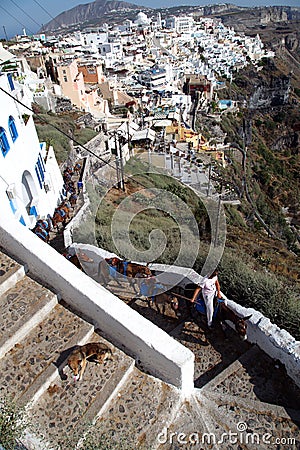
[62,156,300,389]
[0,216,195,395]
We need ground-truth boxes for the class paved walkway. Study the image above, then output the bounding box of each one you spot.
[1,156,297,449]
[0,228,299,449]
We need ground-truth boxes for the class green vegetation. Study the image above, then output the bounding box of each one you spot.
[33,105,97,163]
[0,396,29,449]
[216,103,300,254]
[216,248,299,339]
[94,164,210,265]
[89,156,300,339]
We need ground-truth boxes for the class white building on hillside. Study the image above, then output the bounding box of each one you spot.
[165,15,194,34]
[0,71,64,229]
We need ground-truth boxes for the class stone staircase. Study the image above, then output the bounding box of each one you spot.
[0,249,182,449]
[1,248,300,450]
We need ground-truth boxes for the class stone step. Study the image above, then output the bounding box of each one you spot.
[0,303,94,406]
[170,320,251,388]
[0,276,58,359]
[28,331,135,449]
[156,393,226,450]
[0,248,26,296]
[85,367,181,450]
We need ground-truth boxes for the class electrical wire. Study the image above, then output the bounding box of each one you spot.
[9,0,42,29]
[0,85,114,165]
[0,84,155,192]
[0,4,35,36]
[31,0,62,29]
[0,82,201,201]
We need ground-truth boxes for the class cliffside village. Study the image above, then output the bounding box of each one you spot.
[0,12,300,447]
[0,10,276,229]
[1,11,274,162]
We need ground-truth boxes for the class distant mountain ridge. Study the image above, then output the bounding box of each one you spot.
[41,0,149,32]
[41,1,300,33]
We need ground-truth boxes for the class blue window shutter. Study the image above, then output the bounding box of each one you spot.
[0,128,10,156]
[7,73,15,91]
[19,216,26,226]
[29,205,38,216]
[9,199,17,213]
[39,153,45,172]
[35,165,43,188]
[8,116,18,142]
[37,159,45,181]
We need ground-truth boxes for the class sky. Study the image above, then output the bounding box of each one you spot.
[0,0,299,40]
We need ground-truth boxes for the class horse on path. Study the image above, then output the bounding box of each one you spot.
[138,278,180,317]
[32,218,52,243]
[69,193,78,209]
[51,203,70,230]
[32,224,50,243]
[177,284,252,340]
[97,257,153,293]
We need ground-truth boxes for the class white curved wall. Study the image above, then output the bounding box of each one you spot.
[0,215,195,395]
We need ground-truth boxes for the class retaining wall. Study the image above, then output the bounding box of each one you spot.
[0,216,195,395]
[149,263,300,388]
[226,299,300,388]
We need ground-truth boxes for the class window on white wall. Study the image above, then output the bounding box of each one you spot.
[8,116,18,142]
[35,154,45,189]
[0,127,10,156]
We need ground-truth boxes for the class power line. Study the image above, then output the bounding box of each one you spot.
[0,85,140,192]
[31,0,62,29]
[9,0,42,29]
[0,85,115,167]
[0,4,35,35]
[0,86,160,194]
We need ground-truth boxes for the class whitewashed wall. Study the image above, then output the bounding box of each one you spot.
[226,299,300,388]
[152,264,300,388]
[0,73,64,228]
[64,207,300,390]
[0,216,195,395]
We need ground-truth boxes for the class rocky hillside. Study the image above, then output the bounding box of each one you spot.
[41,0,149,32]
[195,57,300,259]
[42,3,300,36]
[210,6,300,89]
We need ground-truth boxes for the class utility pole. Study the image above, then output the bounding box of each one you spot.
[126,120,132,157]
[170,148,174,171]
[3,26,8,41]
[206,162,212,197]
[113,133,121,190]
[214,195,222,248]
[118,135,125,191]
[147,142,151,173]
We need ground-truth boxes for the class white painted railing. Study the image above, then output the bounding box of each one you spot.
[0,216,194,395]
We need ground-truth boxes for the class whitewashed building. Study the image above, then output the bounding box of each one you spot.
[0,71,64,229]
[165,15,194,34]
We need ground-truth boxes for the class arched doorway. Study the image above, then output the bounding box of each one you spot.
[21,170,39,219]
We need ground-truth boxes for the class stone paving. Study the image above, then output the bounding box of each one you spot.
[0,303,93,403]
[0,249,22,279]
[106,285,300,449]
[0,248,26,295]
[30,332,135,449]
[0,190,299,449]
[0,276,57,357]
[92,368,181,450]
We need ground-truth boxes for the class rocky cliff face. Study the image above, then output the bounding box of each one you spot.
[284,33,299,52]
[41,0,146,32]
[196,3,244,16]
[42,2,300,36]
[249,74,291,109]
[260,6,300,23]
